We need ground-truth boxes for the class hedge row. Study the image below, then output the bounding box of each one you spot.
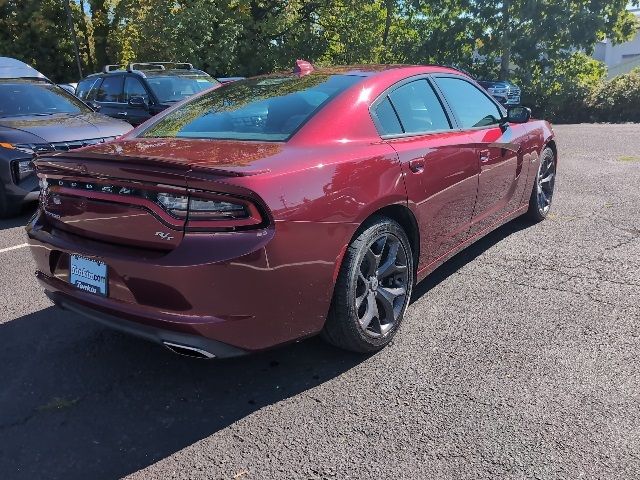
[518,53,640,124]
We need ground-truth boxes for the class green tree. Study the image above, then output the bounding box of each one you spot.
[0,0,84,81]
[470,0,640,80]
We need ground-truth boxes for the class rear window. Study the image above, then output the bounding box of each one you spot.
[140,74,362,141]
[0,80,90,117]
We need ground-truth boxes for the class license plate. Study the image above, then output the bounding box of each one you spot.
[69,255,108,297]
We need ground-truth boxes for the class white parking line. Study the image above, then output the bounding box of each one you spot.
[0,243,29,254]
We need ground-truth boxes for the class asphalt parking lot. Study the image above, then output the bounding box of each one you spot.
[1,123,639,480]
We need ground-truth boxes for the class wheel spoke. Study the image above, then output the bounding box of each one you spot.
[376,287,399,322]
[359,292,378,330]
[356,291,367,309]
[363,249,377,276]
[539,189,549,206]
[540,172,554,184]
[377,240,400,279]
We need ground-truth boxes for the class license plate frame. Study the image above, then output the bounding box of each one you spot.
[69,254,108,297]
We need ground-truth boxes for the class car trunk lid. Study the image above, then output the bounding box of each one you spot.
[35,154,190,251]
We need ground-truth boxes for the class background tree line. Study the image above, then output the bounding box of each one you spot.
[0,0,638,121]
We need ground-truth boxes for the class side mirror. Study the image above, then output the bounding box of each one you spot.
[88,102,101,112]
[128,96,148,108]
[505,106,531,124]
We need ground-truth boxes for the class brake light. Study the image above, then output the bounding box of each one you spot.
[156,191,263,230]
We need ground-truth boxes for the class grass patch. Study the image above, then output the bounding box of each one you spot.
[618,155,640,162]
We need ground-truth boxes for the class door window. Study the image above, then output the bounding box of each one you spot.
[95,76,124,103]
[373,97,403,135]
[76,77,101,100]
[386,80,451,135]
[434,77,502,129]
[124,77,149,103]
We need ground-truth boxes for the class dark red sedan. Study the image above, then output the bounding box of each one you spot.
[27,64,556,358]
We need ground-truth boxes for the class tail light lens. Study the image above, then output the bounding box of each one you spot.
[156,191,263,230]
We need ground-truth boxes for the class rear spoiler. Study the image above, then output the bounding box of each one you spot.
[34,150,270,177]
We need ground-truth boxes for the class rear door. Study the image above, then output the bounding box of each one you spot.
[373,78,480,268]
[433,75,527,235]
[93,75,128,122]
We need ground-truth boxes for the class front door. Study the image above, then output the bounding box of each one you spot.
[93,75,127,123]
[433,75,527,234]
[123,76,153,126]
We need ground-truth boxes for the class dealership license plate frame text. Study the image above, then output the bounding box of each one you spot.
[69,254,108,297]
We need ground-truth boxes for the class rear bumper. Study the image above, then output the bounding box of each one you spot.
[45,289,247,358]
[27,209,353,353]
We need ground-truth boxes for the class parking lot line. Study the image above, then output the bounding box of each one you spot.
[0,243,28,254]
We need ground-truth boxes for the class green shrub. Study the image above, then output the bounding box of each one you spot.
[588,68,640,122]
[517,53,606,123]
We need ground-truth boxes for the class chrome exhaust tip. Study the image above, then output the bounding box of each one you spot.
[162,341,216,359]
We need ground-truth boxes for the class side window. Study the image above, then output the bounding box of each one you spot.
[95,76,124,103]
[124,77,149,103]
[76,77,100,100]
[387,79,451,134]
[434,77,502,129]
[373,97,403,135]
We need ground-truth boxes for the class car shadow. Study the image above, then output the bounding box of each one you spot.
[0,307,367,479]
[0,217,533,480]
[411,217,532,302]
[0,202,37,231]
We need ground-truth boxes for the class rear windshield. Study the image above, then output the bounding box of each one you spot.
[140,74,362,141]
[146,74,220,103]
[0,80,90,117]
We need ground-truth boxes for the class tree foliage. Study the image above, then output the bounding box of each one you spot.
[1,0,638,125]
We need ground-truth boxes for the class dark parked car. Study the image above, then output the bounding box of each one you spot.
[477,80,521,106]
[0,57,132,217]
[75,62,220,126]
[27,64,556,358]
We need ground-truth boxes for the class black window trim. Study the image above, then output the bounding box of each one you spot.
[430,73,507,132]
[369,74,457,140]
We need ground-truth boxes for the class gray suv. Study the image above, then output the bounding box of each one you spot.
[0,57,132,217]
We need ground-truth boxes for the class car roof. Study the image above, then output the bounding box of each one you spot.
[83,68,211,80]
[251,64,471,84]
[292,64,469,77]
[0,57,49,81]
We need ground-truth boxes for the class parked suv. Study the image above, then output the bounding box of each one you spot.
[477,80,521,106]
[0,57,132,217]
[75,62,220,126]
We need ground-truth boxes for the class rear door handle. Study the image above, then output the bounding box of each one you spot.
[117,111,128,117]
[409,159,425,173]
[479,149,490,162]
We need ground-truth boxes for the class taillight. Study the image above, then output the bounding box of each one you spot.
[156,193,189,217]
[156,191,263,230]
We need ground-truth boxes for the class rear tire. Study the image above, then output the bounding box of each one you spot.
[527,146,556,222]
[322,216,414,353]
